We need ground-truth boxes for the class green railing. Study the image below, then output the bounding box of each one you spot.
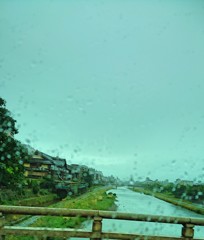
[0,205,204,239]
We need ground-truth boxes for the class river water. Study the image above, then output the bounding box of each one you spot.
[75,187,204,239]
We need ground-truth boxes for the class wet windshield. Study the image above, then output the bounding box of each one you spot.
[0,1,204,239]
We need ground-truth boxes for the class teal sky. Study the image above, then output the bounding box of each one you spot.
[1,0,204,181]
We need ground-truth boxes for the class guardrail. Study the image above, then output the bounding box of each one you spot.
[0,205,204,239]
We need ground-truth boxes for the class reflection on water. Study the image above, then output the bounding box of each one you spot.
[71,187,204,239]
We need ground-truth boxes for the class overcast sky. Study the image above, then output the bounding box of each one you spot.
[1,0,204,181]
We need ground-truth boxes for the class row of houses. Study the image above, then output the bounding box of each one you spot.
[24,150,106,185]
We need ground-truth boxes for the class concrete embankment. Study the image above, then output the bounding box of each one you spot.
[131,187,204,215]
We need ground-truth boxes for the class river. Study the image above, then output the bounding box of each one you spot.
[74,187,204,239]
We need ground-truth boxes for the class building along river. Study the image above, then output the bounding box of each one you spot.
[76,187,204,239]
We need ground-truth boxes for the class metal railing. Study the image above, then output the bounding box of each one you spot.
[0,205,204,239]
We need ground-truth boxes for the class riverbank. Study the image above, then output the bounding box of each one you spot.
[2,193,59,224]
[130,187,204,215]
[31,187,117,228]
[6,186,116,240]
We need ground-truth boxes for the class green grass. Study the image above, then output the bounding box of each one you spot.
[3,193,58,224]
[32,187,116,228]
[6,187,117,240]
[131,187,204,215]
[16,194,58,206]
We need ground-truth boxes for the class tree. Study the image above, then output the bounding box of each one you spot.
[0,97,29,188]
[83,171,94,188]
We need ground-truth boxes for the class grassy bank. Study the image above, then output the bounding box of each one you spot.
[31,187,116,228]
[15,193,58,207]
[0,187,59,207]
[131,187,204,215]
[7,187,117,240]
[3,193,59,224]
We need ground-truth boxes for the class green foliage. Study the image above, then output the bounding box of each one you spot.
[40,177,56,191]
[0,97,30,188]
[32,182,40,194]
[82,171,94,187]
[0,98,18,135]
[26,179,42,194]
[135,180,204,204]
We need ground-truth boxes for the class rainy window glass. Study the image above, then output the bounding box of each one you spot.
[1,1,204,239]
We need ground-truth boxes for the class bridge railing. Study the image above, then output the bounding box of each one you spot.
[0,205,204,239]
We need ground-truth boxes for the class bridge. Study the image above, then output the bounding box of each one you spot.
[0,205,204,239]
